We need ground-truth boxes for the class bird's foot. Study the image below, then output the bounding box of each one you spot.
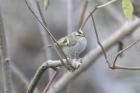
[67,58,83,72]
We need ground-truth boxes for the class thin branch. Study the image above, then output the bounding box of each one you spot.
[112,38,140,68]
[90,12,111,68]
[26,59,81,93]
[81,0,119,28]
[0,9,12,93]
[77,0,89,31]
[99,0,124,23]
[48,18,140,93]
[98,0,125,58]
[42,71,58,93]
[111,66,140,70]
[36,0,55,79]
[25,0,74,70]
[67,0,73,33]
[36,1,47,26]
[97,0,118,8]
[91,13,140,70]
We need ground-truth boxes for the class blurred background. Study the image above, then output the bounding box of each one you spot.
[0,0,140,93]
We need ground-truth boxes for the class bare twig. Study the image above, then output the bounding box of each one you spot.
[77,0,89,31]
[81,0,118,28]
[99,0,125,57]
[67,0,73,33]
[42,71,58,93]
[48,18,140,93]
[97,0,118,8]
[99,0,124,23]
[0,9,12,93]
[91,13,140,70]
[112,38,140,68]
[36,0,55,78]
[90,12,111,68]
[36,1,47,26]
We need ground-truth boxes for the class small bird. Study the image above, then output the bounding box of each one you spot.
[49,29,87,59]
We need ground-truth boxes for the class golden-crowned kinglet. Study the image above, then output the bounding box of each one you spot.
[50,30,87,59]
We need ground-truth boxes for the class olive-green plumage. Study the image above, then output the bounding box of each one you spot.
[50,30,87,58]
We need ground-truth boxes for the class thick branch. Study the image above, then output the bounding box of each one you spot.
[48,18,140,93]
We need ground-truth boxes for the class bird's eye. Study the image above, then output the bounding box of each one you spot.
[63,38,69,45]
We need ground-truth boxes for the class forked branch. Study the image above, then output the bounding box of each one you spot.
[81,0,118,28]
[90,13,140,70]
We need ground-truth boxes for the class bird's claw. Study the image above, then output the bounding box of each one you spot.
[67,58,83,72]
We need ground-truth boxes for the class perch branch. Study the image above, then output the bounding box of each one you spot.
[26,59,82,93]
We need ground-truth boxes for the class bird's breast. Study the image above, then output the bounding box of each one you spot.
[62,37,87,58]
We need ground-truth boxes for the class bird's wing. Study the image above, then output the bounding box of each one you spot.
[57,35,77,47]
